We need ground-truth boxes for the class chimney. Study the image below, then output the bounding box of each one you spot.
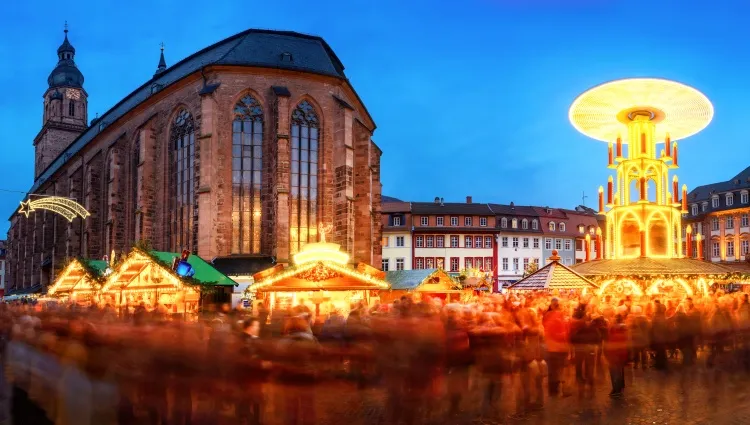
[510,201,515,209]
[466,196,472,204]
[434,197,440,204]
[440,197,444,206]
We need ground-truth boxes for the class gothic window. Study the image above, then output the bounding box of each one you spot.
[169,109,196,253]
[290,100,319,255]
[69,100,75,117]
[132,137,142,242]
[232,95,264,253]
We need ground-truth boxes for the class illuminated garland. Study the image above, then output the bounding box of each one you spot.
[18,197,90,222]
[298,262,341,282]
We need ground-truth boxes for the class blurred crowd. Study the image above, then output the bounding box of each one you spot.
[3,289,750,425]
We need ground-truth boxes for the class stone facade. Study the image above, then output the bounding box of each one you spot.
[6,29,383,291]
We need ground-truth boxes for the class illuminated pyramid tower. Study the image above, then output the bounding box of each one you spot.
[569,78,734,297]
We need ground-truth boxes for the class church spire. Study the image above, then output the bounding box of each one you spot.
[48,22,84,89]
[154,42,167,77]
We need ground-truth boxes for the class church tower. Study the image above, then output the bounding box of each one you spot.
[35,24,88,178]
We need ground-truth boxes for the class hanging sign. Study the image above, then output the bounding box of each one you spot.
[18,197,90,222]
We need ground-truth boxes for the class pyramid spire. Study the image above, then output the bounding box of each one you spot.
[154,42,167,77]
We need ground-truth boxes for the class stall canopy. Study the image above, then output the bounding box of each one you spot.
[510,254,598,291]
[385,269,460,293]
[101,248,236,295]
[249,242,390,292]
[48,258,108,296]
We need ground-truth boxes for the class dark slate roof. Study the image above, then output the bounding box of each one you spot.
[30,29,358,194]
[689,166,750,202]
[382,195,403,203]
[385,269,439,290]
[411,202,494,215]
[489,203,539,217]
[211,255,276,276]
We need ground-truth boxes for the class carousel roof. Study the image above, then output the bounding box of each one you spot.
[510,260,598,291]
[569,257,736,277]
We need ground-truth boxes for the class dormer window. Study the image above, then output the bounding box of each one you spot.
[702,202,708,212]
[511,218,518,229]
[549,222,556,231]
[578,225,584,233]
[532,219,538,230]
[742,191,749,204]
[559,223,566,232]
[501,217,507,228]
[712,196,719,208]
[691,204,698,216]
[522,219,528,229]
[727,193,734,206]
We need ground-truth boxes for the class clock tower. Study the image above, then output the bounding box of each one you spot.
[35,25,88,178]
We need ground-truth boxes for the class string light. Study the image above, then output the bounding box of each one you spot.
[18,196,89,221]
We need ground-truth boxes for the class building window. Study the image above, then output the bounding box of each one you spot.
[68,100,75,117]
[549,222,556,231]
[697,223,703,234]
[523,238,529,248]
[465,257,473,269]
[474,257,484,269]
[415,258,424,269]
[231,95,264,254]
[450,235,459,247]
[450,257,459,272]
[436,236,445,248]
[727,241,735,257]
[523,258,529,270]
[290,100,319,255]
[532,219,538,230]
[712,196,719,208]
[393,216,402,226]
[712,217,719,231]
[564,239,572,251]
[712,242,720,258]
[742,214,749,228]
[169,109,196,253]
[521,219,528,229]
[451,216,458,226]
[426,236,434,248]
[727,194,734,206]
[741,240,749,256]
[727,217,734,229]
[691,205,698,216]
[533,238,540,249]
[559,223,566,232]
[484,236,493,248]
[513,258,519,272]
[382,237,389,247]
[381,258,389,271]
[416,236,424,248]
[555,239,562,250]
[425,258,435,269]
[436,216,444,226]
[421,216,428,226]
[484,257,493,271]
[502,258,509,271]
[501,217,508,228]
[479,217,487,227]
[512,237,519,248]
[501,237,508,248]
[465,236,473,248]
[742,191,749,204]
[396,258,405,270]
[465,217,473,226]
[545,238,552,250]
[578,224,584,233]
[396,236,405,247]
[510,218,517,229]
[475,236,482,248]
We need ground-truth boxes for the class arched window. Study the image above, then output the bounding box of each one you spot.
[232,95,264,253]
[532,219,538,230]
[521,219,528,229]
[549,221,556,231]
[559,223,566,232]
[169,109,196,253]
[69,100,75,117]
[501,217,507,228]
[578,224,585,233]
[290,100,319,255]
[132,137,142,242]
[511,218,518,229]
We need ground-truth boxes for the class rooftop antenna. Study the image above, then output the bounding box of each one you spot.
[581,191,588,207]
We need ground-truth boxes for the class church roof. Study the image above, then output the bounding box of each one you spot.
[510,259,598,291]
[569,257,736,277]
[30,28,366,193]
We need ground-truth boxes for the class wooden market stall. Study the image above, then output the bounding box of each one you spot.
[47,258,109,304]
[382,269,462,303]
[99,248,236,315]
[249,241,390,318]
[509,251,598,293]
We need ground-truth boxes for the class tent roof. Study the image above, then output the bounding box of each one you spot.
[510,260,598,291]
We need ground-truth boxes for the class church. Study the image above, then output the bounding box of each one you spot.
[6,27,383,293]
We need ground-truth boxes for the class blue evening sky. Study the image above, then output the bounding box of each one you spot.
[1,0,748,234]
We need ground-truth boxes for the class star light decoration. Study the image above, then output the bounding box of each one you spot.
[18,196,90,222]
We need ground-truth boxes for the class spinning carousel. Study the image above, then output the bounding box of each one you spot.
[568,78,737,297]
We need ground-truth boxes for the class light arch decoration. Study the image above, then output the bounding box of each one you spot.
[19,197,90,222]
[597,278,643,297]
[645,278,693,297]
